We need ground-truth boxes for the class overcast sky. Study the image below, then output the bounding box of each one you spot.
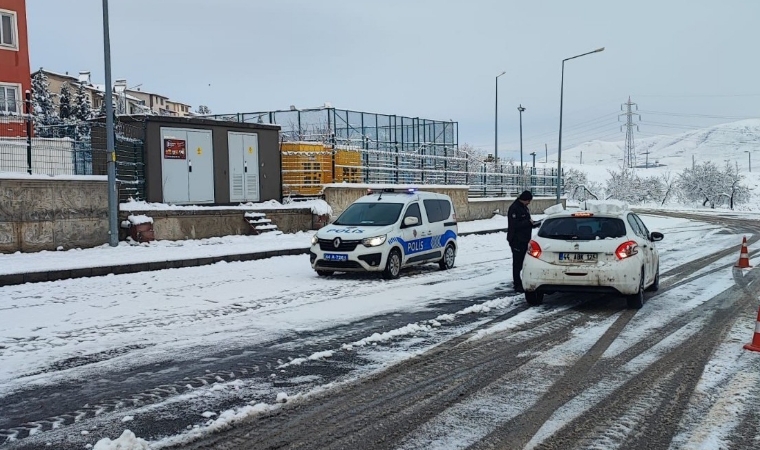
[27,0,760,161]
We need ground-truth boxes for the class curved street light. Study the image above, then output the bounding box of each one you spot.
[556,47,605,203]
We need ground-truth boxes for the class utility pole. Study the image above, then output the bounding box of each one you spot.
[641,149,651,168]
[518,104,525,173]
[580,151,583,165]
[619,96,640,169]
[530,151,536,170]
[102,0,118,247]
[545,143,548,163]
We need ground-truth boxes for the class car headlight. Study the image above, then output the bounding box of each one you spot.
[311,235,319,246]
[362,234,387,247]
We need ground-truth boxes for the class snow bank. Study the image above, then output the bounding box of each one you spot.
[93,430,149,450]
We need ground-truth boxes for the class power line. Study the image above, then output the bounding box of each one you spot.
[638,110,758,121]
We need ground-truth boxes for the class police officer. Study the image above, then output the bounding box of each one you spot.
[507,190,540,292]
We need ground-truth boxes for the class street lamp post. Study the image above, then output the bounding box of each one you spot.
[557,47,605,203]
[495,71,506,162]
[518,104,525,180]
[102,0,118,247]
[746,151,752,172]
[530,151,536,171]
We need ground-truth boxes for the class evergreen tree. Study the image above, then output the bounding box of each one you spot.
[59,82,73,120]
[73,82,92,121]
[31,70,58,126]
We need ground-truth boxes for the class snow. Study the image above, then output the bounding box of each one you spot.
[550,119,760,212]
[581,199,629,214]
[4,114,760,449]
[121,198,333,216]
[92,430,149,450]
[126,215,153,226]
[0,172,107,181]
[543,204,565,215]
[0,210,758,448]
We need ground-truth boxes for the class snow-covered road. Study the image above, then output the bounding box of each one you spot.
[2,213,760,450]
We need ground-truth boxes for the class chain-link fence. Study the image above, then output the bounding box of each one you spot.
[209,107,562,198]
[0,111,146,202]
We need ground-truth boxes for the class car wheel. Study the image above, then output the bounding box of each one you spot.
[382,249,402,280]
[439,244,456,270]
[525,291,544,306]
[646,264,660,292]
[316,270,334,277]
[627,268,646,309]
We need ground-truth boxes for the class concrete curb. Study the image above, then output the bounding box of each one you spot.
[0,228,508,287]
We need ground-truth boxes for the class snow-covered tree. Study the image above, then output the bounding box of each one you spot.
[605,167,644,203]
[658,172,677,206]
[677,161,725,208]
[31,70,58,126]
[718,161,750,209]
[564,168,603,201]
[59,82,73,120]
[196,105,211,115]
[73,83,92,122]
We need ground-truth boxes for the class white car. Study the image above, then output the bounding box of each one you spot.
[310,189,458,279]
[521,200,664,309]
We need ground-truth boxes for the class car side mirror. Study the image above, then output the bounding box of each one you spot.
[403,216,419,227]
[650,231,664,242]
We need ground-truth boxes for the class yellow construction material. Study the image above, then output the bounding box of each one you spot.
[280,142,363,196]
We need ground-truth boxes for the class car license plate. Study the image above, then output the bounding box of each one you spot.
[558,252,598,262]
[324,253,348,262]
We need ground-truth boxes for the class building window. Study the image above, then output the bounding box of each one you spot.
[0,10,17,49]
[0,84,19,114]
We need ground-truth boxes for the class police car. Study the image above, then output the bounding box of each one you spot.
[310,188,458,279]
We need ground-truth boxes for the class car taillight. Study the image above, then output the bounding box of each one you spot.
[615,240,639,260]
[528,240,542,258]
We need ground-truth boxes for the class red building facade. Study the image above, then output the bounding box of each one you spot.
[0,0,30,137]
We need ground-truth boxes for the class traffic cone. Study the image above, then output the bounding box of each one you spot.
[743,306,760,352]
[735,236,752,269]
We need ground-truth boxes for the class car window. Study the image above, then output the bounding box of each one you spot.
[423,199,451,223]
[333,202,403,226]
[538,217,627,240]
[439,200,452,221]
[632,214,650,237]
[404,202,422,225]
[626,214,646,238]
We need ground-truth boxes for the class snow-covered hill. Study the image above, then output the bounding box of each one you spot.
[563,119,760,171]
[533,119,760,210]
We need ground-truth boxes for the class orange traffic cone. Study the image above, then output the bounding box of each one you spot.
[744,306,760,352]
[736,236,752,269]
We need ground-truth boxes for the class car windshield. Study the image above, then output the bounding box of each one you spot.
[538,217,627,241]
[333,202,404,226]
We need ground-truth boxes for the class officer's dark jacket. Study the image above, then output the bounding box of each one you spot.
[507,200,533,249]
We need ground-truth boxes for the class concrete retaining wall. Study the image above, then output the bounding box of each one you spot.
[0,178,109,252]
[118,208,314,241]
[2,179,566,253]
[322,185,564,221]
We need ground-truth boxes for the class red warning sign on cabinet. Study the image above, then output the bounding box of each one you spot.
[164,139,187,159]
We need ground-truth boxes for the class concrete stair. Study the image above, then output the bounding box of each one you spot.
[245,212,281,235]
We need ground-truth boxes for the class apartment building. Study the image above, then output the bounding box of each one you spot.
[0,0,31,136]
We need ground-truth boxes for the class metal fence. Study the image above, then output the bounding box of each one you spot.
[0,112,146,202]
[209,107,562,198]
